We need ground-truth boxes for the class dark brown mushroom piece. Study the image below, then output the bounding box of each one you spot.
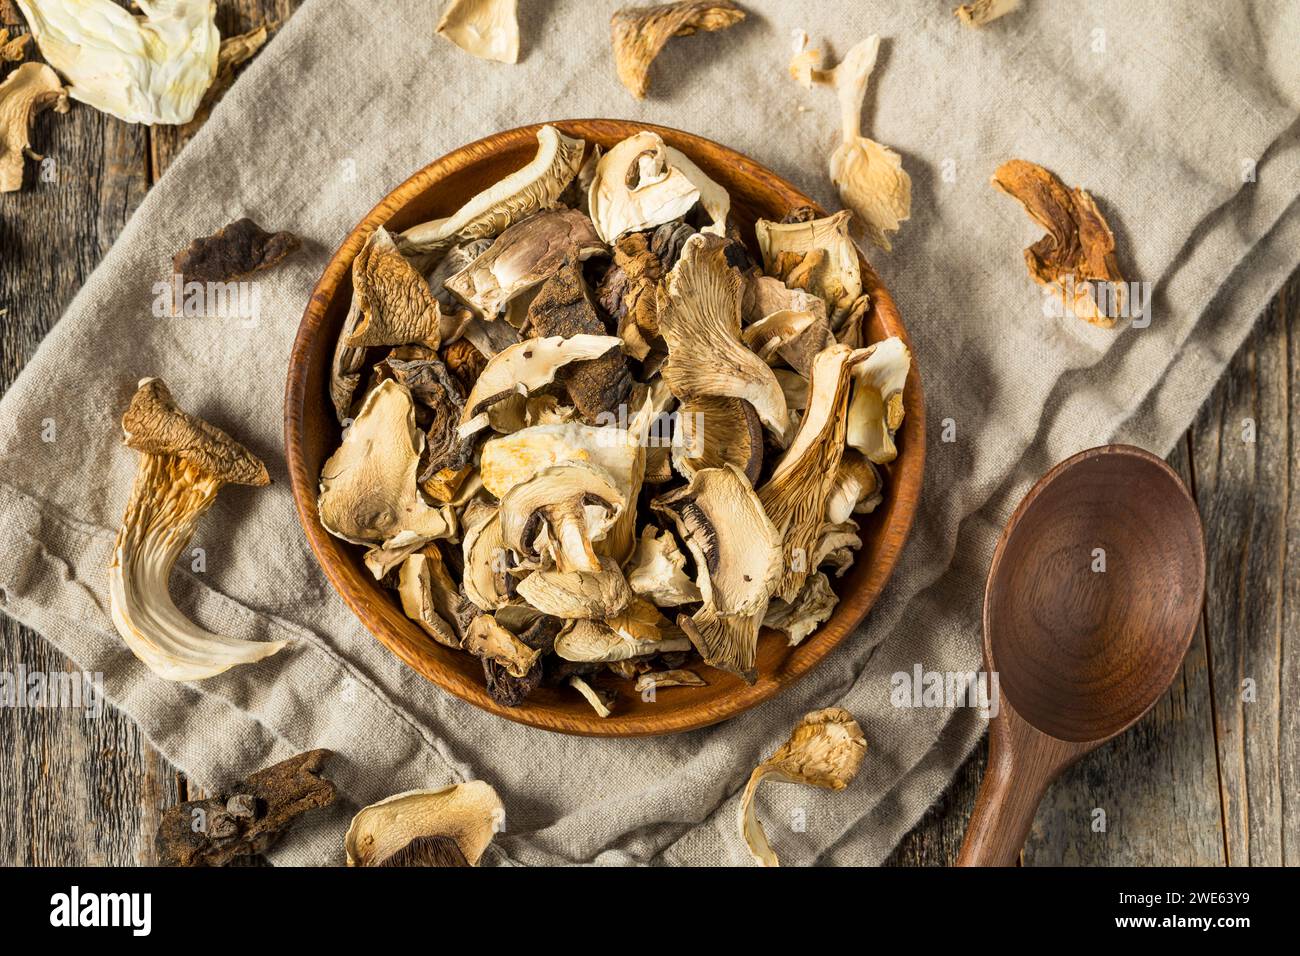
[173,217,300,284]
[379,346,475,480]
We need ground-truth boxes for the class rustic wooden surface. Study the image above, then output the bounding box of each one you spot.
[1,1,1296,865]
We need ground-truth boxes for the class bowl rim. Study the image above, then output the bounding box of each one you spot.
[284,118,926,736]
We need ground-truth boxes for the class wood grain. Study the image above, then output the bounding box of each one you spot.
[284,119,926,736]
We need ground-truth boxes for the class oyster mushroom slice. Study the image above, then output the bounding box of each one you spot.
[845,336,910,463]
[609,1,746,100]
[108,378,287,681]
[652,464,782,682]
[755,210,863,322]
[515,557,632,619]
[344,226,442,349]
[0,62,69,193]
[436,0,519,64]
[759,343,861,602]
[345,781,504,867]
[458,334,623,438]
[588,130,731,243]
[398,547,463,649]
[656,234,789,439]
[499,462,626,573]
[763,572,838,647]
[739,708,867,866]
[400,125,586,254]
[742,309,835,377]
[444,208,605,318]
[814,520,863,578]
[554,597,691,661]
[626,524,701,607]
[464,613,541,678]
[462,504,515,611]
[826,449,883,523]
[672,395,764,485]
[318,380,457,546]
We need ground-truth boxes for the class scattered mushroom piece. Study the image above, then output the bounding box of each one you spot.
[609,1,746,99]
[0,61,68,193]
[826,449,883,522]
[656,233,789,439]
[342,227,441,349]
[436,0,519,64]
[318,379,457,546]
[845,336,910,464]
[956,0,1021,27]
[763,572,837,646]
[516,557,633,619]
[16,0,219,125]
[653,464,782,682]
[755,210,862,322]
[625,524,702,607]
[525,256,634,423]
[345,781,503,867]
[108,378,287,681]
[463,613,542,677]
[738,707,866,866]
[458,334,623,437]
[588,130,731,242]
[635,669,706,693]
[499,461,626,573]
[401,125,586,254]
[444,208,605,318]
[398,547,464,648]
[173,216,300,285]
[991,158,1126,327]
[672,395,763,484]
[569,674,616,717]
[759,343,861,602]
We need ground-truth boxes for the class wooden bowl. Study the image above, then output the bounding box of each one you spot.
[285,119,925,736]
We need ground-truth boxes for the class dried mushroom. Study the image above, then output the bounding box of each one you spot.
[109,378,288,681]
[345,781,503,867]
[173,217,300,285]
[0,29,32,62]
[318,128,910,705]
[0,61,67,193]
[738,708,866,866]
[157,750,336,867]
[16,0,219,125]
[401,125,585,254]
[956,0,1021,27]
[436,0,519,64]
[991,159,1125,327]
[610,1,746,99]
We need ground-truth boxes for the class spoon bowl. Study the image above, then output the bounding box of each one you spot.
[958,444,1205,865]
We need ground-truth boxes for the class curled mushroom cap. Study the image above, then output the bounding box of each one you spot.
[397,547,463,649]
[672,395,764,485]
[462,502,515,611]
[738,707,866,866]
[625,524,701,607]
[499,461,626,573]
[515,556,632,619]
[554,597,691,661]
[0,61,69,193]
[763,572,837,647]
[610,1,746,99]
[845,336,910,463]
[436,0,519,64]
[755,210,863,322]
[318,379,457,546]
[588,130,731,243]
[108,378,287,681]
[345,781,504,867]
[344,226,442,349]
[463,613,541,678]
[401,125,587,254]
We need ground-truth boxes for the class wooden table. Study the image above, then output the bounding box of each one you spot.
[1,1,1295,866]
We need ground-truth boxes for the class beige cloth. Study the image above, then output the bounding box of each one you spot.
[1,0,1297,866]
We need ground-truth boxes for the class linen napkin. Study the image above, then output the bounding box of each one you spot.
[0,0,1297,865]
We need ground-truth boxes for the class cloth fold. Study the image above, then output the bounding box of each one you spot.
[0,0,1296,866]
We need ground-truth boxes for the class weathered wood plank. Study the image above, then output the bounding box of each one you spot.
[885,739,987,866]
[1191,266,1299,866]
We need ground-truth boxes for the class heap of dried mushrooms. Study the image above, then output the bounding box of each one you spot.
[320,125,910,717]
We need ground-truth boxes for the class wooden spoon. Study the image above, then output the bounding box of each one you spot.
[956,445,1205,866]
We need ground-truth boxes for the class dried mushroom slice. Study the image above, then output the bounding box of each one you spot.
[379,347,474,479]
[652,464,782,682]
[755,210,862,322]
[742,309,834,377]
[499,462,626,573]
[588,130,730,242]
[826,449,883,522]
[343,227,441,349]
[763,572,837,647]
[458,334,623,437]
[626,524,701,607]
[462,504,515,611]
[0,28,32,63]
[436,0,519,64]
[738,708,866,866]
[109,378,287,682]
[345,781,503,867]
[553,597,691,661]
[845,336,910,464]
[656,234,788,439]
[479,421,641,503]
[444,208,605,318]
[173,217,300,285]
[398,547,464,648]
[635,669,706,693]
[956,0,1021,27]
[672,395,763,485]
[516,557,632,619]
[318,380,457,546]
[569,674,616,717]
[743,274,829,328]
[597,231,664,360]
[814,521,863,577]
[991,159,1126,327]
[401,125,586,254]
[759,344,861,602]
[610,1,746,99]
[464,613,541,677]
[0,62,68,193]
